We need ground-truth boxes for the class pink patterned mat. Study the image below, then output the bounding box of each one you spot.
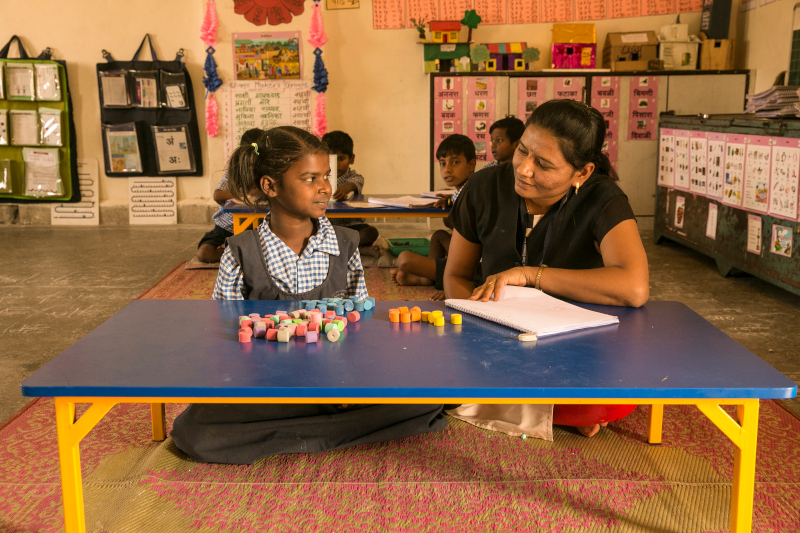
[1,399,799,532]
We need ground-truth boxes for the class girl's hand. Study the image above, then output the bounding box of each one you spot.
[470,267,531,302]
[433,196,449,209]
[332,182,357,200]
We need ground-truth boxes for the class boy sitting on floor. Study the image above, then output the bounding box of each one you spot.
[484,116,524,168]
[197,128,263,263]
[391,134,476,300]
[322,130,380,257]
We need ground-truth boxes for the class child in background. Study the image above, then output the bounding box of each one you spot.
[321,131,381,257]
[197,128,264,263]
[484,116,525,168]
[172,126,446,464]
[390,134,476,300]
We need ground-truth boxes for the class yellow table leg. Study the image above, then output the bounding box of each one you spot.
[731,400,759,533]
[55,398,117,533]
[151,403,166,441]
[233,214,266,235]
[647,404,663,444]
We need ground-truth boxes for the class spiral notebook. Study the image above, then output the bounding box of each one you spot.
[445,286,619,337]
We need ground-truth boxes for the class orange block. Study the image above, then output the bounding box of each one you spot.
[400,312,411,323]
[389,310,400,323]
[410,306,421,314]
[398,306,409,313]
[410,310,421,322]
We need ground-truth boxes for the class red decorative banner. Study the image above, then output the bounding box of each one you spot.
[466,76,496,162]
[627,75,658,141]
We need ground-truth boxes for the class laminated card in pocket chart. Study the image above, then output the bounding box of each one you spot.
[434,76,463,163]
[658,128,675,187]
[628,76,658,140]
[591,76,620,168]
[706,132,725,200]
[723,134,746,207]
[466,76,496,163]
[516,78,546,123]
[128,177,176,225]
[673,130,691,190]
[689,130,708,196]
[768,137,800,221]
[742,135,772,214]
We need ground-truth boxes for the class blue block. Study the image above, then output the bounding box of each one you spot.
[327,302,337,310]
[363,299,374,311]
[354,300,365,312]
[305,302,316,311]
[335,305,345,315]
[344,300,355,312]
[367,297,376,306]
[316,303,327,312]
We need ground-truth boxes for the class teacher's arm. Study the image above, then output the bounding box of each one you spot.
[472,219,649,308]
[443,229,483,300]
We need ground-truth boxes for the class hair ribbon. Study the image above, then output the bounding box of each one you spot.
[251,143,259,155]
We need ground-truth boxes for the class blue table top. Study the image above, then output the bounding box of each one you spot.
[219,194,451,217]
[20,300,797,400]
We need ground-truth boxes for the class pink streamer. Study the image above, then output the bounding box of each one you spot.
[206,93,219,137]
[307,2,328,49]
[201,0,218,47]
[313,93,327,138]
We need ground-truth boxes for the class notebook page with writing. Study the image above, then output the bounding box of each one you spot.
[445,286,619,337]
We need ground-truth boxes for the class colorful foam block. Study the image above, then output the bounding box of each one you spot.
[347,311,360,322]
[354,300,365,312]
[292,319,303,324]
[253,322,267,338]
[270,316,280,324]
[335,305,344,315]
[344,300,355,312]
[238,328,252,343]
[367,297,376,306]
[410,306,421,314]
[363,299,374,311]
[434,316,445,327]
[295,324,307,337]
[266,328,279,341]
[410,310,421,322]
[327,328,341,342]
[305,331,318,342]
[249,313,261,319]
[308,322,321,333]
[389,310,400,323]
[317,303,327,312]
[277,328,292,342]
[286,324,297,336]
[310,313,323,323]
[325,310,336,319]
[398,306,409,314]
[421,311,430,322]
[400,312,411,323]
[275,310,288,315]
[333,320,345,331]
[324,323,335,333]
[451,314,462,325]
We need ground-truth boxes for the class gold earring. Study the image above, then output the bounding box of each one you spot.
[574,182,580,195]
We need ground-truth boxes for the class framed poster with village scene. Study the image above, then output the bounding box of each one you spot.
[232,32,302,81]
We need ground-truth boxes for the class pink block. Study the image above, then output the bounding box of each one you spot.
[238,329,252,343]
[239,318,253,329]
[347,311,361,322]
[310,313,323,323]
[249,313,261,319]
[266,329,279,341]
[295,324,307,337]
[275,310,288,315]
[279,315,292,322]
[263,314,274,320]
[305,331,318,342]
[325,310,336,319]
[338,317,348,327]
[308,322,319,333]
[287,324,297,336]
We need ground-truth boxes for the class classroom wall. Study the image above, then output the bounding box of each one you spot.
[737,0,795,93]
[2,1,722,210]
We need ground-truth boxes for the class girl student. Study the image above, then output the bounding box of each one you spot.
[171,126,447,464]
[444,100,650,440]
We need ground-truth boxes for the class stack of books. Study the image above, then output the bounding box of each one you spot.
[744,86,800,117]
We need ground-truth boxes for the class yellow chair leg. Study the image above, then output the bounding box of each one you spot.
[55,398,87,533]
[647,404,663,444]
[151,403,166,441]
[731,399,759,533]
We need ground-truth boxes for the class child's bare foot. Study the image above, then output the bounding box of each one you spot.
[394,270,435,286]
[429,291,445,301]
[391,268,400,284]
[600,422,608,427]
[577,424,601,437]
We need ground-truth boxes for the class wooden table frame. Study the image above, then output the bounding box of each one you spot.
[55,396,759,533]
[232,211,449,235]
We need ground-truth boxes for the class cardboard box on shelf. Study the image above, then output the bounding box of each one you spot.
[602,32,659,72]
[700,38,735,70]
[659,38,700,70]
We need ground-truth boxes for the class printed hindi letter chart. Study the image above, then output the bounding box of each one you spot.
[475,0,508,24]
[517,78,547,122]
[643,0,675,16]
[609,0,641,18]
[677,0,703,12]
[628,76,658,141]
[434,76,464,162]
[591,76,621,168]
[706,133,725,200]
[406,0,439,28]
[658,128,675,187]
[575,0,607,21]
[542,0,574,22]
[509,0,539,23]
[466,76,496,162]
[742,135,772,214]
[723,134,746,207]
[673,130,691,190]
[689,130,708,195]
[553,77,584,101]
[440,0,474,20]
[769,137,800,221]
[373,0,405,29]
[221,80,312,162]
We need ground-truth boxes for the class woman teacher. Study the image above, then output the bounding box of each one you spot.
[443,99,650,439]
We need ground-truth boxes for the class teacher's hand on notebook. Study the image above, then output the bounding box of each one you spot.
[470,267,531,302]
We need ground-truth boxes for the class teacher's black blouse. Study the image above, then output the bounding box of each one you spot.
[450,162,635,284]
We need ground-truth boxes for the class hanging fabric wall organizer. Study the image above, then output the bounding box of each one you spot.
[308,0,328,137]
[201,0,222,137]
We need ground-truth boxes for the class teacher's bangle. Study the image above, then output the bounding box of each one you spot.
[534,265,548,291]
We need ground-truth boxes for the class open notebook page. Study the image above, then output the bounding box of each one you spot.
[445,286,619,337]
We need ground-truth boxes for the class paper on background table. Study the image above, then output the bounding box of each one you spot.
[345,201,387,208]
[51,159,100,225]
[368,196,437,208]
[445,285,619,337]
[128,177,177,225]
[421,189,455,198]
